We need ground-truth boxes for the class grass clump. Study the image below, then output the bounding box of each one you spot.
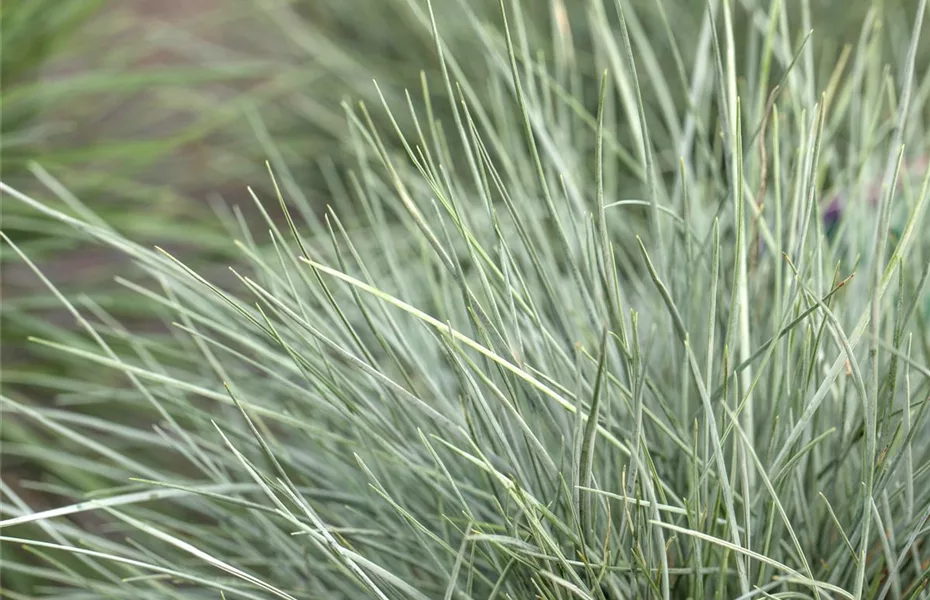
[3,0,930,598]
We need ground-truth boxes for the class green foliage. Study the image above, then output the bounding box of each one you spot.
[3,0,930,598]
[1,0,104,254]
[1,0,104,116]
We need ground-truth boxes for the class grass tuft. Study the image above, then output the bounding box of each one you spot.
[3,0,930,598]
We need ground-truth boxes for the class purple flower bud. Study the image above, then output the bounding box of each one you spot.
[823,194,843,230]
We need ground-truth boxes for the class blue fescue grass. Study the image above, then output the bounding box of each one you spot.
[3,0,930,598]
